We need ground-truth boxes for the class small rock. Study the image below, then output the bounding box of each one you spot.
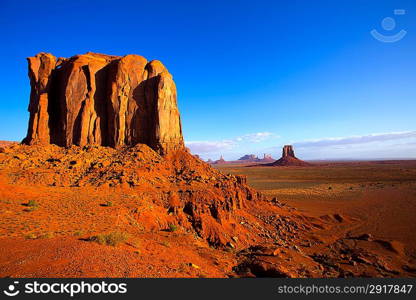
[227,242,235,249]
[354,255,372,264]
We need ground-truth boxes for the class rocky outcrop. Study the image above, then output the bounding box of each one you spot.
[23,52,184,154]
[0,143,263,247]
[270,145,310,166]
[0,141,17,153]
[282,145,295,158]
[24,53,56,145]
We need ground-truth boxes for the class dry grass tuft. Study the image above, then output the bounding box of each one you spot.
[89,231,129,246]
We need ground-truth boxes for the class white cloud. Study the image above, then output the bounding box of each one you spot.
[238,132,278,143]
[293,131,416,148]
[185,140,235,153]
[185,132,278,154]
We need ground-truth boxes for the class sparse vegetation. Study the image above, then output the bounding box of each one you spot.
[161,240,170,247]
[27,200,39,207]
[128,237,141,249]
[74,230,84,237]
[25,233,37,239]
[168,224,178,232]
[89,231,129,246]
[24,231,54,239]
[40,232,54,239]
[23,200,39,212]
[2,137,416,278]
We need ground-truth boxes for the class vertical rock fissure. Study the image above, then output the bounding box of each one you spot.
[23,52,184,154]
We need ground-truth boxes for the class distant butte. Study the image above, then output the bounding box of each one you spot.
[268,145,310,166]
[213,155,227,164]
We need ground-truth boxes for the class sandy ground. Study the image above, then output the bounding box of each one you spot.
[1,145,415,278]
[216,161,416,260]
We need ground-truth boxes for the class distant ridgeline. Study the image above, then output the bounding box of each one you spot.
[270,145,310,166]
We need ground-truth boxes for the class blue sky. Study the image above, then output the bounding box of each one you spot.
[1,0,415,160]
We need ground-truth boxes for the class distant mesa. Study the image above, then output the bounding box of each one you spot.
[261,153,275,163]
[238,154,258,162]
[238,154,275,163]
[22,52,184,155]
[269,145,310,166]
[208,153,275,164]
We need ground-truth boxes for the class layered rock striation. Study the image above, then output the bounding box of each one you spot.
[282,145,295,158]
[23,52,184,154]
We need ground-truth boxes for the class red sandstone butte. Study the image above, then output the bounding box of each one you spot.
[23,52,184,154]
[270,145,310,166]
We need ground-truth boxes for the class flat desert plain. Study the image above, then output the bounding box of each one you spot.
[1,147,416,278]
[215,160,416,264]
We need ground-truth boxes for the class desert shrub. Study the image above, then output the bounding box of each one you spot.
[24,200,39,212]
[40,232,54,239]
[27,200,39,207]
[25,233,37,239]
[74,230,84,237]
[161,241,170,247]
[89,231,129,246]
[168,224,178,232]
[128,237,141,249]
[101,201,113,207]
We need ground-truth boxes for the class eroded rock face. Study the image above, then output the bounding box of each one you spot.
[23,52,184,154]
[24,53,56,145]
[282,145,295,158]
